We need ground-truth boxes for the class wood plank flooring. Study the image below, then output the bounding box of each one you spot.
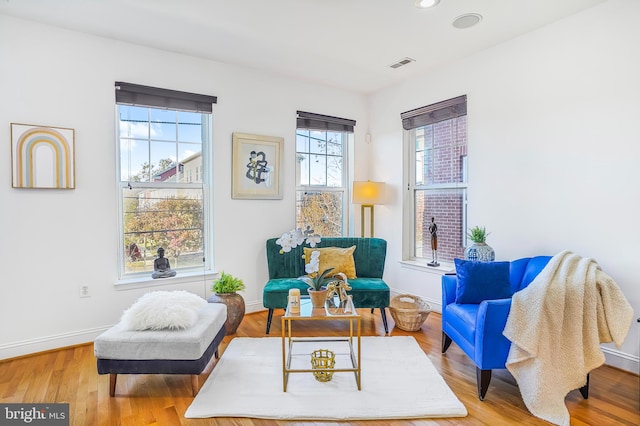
[1,309,638,425]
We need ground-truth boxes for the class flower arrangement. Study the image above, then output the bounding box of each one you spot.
[276,226,339,293]
[299,250,335,291]
[275,226,321,253]
[467,226,490,244]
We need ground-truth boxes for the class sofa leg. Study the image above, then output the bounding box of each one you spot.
[109,373,117,397]
[380,308,389,334]
[265,309,274,334]
[441,333,452,353]
[579,373,590,399]
[477,368,492,401]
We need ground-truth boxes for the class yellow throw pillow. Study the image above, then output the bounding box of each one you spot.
[304,246,357,279]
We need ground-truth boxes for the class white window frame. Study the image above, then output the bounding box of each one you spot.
[295,130,351,236]
[402,96,468,266]
[295,112,355,237]
[114,84,215,284]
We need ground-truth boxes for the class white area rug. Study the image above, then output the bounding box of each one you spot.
[185,336,467,420]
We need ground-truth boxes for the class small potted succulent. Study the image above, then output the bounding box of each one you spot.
[467,226,489,244]
[208,271,246,334]
[464,226,495,262]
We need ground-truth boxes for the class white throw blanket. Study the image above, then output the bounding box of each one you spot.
[503,251,633,426]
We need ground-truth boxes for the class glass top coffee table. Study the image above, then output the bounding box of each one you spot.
[281,295,361,392]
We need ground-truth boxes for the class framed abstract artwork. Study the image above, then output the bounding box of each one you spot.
[11,123,76,189]
[232,132,283,199]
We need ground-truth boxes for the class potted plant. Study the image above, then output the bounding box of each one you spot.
[208,271,246,334]
[299,250,336,307]
[464,226,495,262]
[467,226,489,244]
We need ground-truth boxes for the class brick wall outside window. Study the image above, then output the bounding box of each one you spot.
[414,116,467,262]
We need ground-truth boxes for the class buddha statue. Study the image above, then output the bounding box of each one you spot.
[151,247,176,279]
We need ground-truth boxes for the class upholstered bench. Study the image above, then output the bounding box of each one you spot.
[94,302,227,396]
[263,237,390,334]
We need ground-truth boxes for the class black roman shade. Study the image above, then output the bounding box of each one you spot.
[115,82,217,113]
[297,111,356,132]
[400,95,467,130]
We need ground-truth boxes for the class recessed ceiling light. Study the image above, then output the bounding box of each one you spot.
[415,0,440,9]
[452,13,483,29]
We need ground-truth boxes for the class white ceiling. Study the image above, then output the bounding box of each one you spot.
[0,0,607,94]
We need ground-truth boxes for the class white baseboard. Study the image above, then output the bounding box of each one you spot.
[603,346,640,373]
[245,300,266,314]
[0,326,110,360]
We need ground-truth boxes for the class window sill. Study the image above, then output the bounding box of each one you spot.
[114,270,218,291]
[399,259,455,275]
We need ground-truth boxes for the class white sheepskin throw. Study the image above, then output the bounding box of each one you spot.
[120,290,207,331]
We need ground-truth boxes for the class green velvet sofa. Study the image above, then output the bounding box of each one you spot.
[263,237,390,334]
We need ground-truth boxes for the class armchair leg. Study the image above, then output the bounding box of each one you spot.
[476,368,492,401]
[579,373,590,399]
[265,309,274,334]
[380,308,389,334]
[441,332,452,353]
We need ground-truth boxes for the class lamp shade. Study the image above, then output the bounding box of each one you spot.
[352,181,385,205]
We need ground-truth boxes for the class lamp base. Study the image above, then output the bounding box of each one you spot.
[360,204,375,237]
[427,261,440,267]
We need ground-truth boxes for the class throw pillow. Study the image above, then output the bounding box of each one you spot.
[303,246,357,279]
[454,258,512,304]
[120,290,207,331]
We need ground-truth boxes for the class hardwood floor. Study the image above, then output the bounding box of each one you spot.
[1,309,638,425]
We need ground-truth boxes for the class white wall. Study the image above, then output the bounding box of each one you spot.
[369,0,639,372]
[1,0,637,374]
[0,14,367,358]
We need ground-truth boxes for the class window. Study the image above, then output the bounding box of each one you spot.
[402,95,467,264]
[295,111,355,237]
[115,82,217,279]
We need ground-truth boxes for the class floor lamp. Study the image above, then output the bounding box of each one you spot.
[352,181,385,237]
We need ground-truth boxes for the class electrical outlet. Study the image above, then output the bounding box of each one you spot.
[79,285,91,298]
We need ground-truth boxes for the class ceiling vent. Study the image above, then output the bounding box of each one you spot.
[389,57,415,69]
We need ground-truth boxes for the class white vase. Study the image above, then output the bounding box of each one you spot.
[464,242,495,262]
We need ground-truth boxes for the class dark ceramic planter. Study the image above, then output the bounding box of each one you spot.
[208,292,245,334]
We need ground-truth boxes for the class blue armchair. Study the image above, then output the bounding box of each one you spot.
[441,256,590,400]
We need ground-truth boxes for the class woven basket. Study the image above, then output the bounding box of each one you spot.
[390,294,431,331]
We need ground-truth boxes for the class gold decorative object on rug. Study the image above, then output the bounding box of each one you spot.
[310,349,335,382]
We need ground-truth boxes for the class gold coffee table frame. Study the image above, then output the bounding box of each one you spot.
[281,295,361,392]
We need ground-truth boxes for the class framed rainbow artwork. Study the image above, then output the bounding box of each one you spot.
[11,123,75,189]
